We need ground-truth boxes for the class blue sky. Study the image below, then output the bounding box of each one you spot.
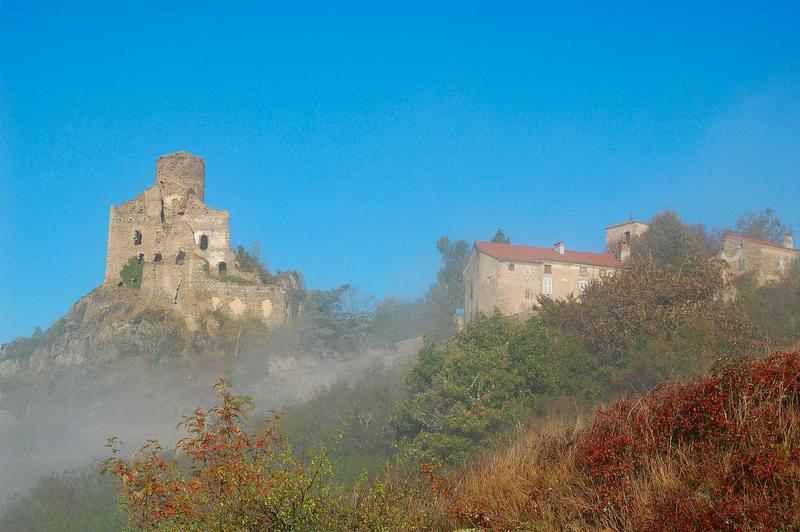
[1,1,799,342]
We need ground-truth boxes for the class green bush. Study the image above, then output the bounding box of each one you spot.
[0,466,123,531]
[119,256,143,288]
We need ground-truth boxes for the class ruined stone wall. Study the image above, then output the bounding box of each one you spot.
[104,151,296,330]
[104,186,168,286]
[156,151,205,202]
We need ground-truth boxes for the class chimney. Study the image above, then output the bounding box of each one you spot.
[553,241,565,255]
[784,234,794,249]
[620,240,631,261]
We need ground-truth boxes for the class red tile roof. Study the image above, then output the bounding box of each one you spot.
[725,234,798,253]
[474,241,623,268]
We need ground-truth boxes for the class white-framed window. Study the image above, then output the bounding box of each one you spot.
[524,266,532,276]
[578,279,589,294]
[779,257,786,274]
[524,288,533,300]
[542,276,553,295]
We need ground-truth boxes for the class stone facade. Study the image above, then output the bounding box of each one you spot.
[104,152,298,329]
[605,220,650,260]
[463,239,622,323]
[718,234,798,284]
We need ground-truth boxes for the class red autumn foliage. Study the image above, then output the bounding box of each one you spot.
[576,351,800,529]
[418,351,800,530]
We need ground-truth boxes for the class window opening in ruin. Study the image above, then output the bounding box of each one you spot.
[199,234,209,250]
[176,250,186,264]
[138,253,144,263]
[508,262,515,271]
[544,264,552,274]
[624,230,631,242]
[154,253,163,263]
[218,262,227,275]
[580,266,588,276]
[134,230,142,245]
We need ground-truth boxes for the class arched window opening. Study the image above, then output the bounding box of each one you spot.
[176,250,186,265]
[154,253,163,263]
[199,234,209,250]
[218,262,227,275]
[134,230,142,246]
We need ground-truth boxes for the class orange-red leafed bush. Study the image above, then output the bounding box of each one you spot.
[103,379,418,531]
[423,351,800,530]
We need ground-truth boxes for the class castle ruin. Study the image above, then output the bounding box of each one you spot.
[104,151,297,329]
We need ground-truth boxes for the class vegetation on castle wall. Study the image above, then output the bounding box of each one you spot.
[119,256,143,289]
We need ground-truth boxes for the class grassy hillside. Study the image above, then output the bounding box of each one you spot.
[417,349,800,530]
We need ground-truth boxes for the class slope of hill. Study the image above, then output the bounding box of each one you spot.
[420,349,800,530]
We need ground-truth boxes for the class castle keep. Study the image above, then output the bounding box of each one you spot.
[104,152,297,328]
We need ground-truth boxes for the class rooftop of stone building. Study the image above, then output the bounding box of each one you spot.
[473,240,622,268]
[725,233,798,252]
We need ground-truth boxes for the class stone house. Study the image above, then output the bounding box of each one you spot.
[463,240,623,323]
[718,233,798,284]
[104,151,298,329]
[463,220,648,323]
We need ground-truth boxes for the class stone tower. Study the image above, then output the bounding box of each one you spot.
[156,151,205,203]
[103,152,298,329]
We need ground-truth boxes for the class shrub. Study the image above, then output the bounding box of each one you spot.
[103,379,419,530]
[120,256,144,288]
[417,350,800,530]
[0,466,123,531]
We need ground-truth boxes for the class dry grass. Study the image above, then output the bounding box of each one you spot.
[403,350,800,531]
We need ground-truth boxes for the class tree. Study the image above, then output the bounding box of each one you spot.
[391,313,592,465]
[369,297,427,348]
[421,237,470,341]
[631,210,713,271]
[734,208,793,244]
[297,285,374,356]
[490,228,510,244]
